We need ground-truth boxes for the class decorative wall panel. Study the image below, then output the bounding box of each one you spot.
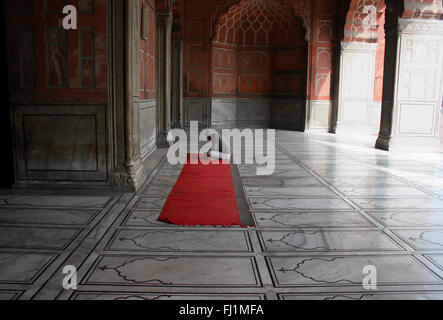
[5,0,111,185]
[140,99,157,161]
[46,27,68,88]
[140,0,156,100]
[377,17,443,151]
[337,42,379,133]
[13,105,107,182]
[394,21,443,142]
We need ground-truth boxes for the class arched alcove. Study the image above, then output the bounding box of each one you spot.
[210,0,309,130]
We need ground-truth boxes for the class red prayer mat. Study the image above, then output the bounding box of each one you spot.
[158,154,244,227]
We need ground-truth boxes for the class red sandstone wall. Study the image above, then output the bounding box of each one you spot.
[343,0,387,102]
[309,0,338,102]
[5,0,109,103]
[211,0,307,98]
[182,0,332,101]
[403,0,443,19]
[140,0,156,100]
[182,0,211,98]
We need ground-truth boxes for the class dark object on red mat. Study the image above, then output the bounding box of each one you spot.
[158,154,245,227]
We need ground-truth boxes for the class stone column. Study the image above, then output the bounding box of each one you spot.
[110,0,145,191]
[156,14,172,147]
[336,42,379,134]
[376,19,443,151]
[172,38,183,129]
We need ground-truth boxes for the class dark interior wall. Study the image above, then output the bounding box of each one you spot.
[210,1,308,130]
[0,1,14,188]
[179,0,310,129]
[212,6,307,99]
[4,0,111,186]
[140,0,156,100]
[177,0,339,131]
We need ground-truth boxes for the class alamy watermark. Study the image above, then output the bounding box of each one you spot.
[62,5,78,30]
[62,265,77,290]
[363,265,377,290]
[166,121,276,176]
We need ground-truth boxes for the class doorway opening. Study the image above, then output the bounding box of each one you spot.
[210,0,308,130]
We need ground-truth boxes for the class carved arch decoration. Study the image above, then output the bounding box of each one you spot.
[213,0,312,42]
[402,0,443,19]
[343,0,443,42]
[213,0,306,46]
[344,0,386,43]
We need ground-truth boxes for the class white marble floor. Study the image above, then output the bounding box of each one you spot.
[1,131,443,300]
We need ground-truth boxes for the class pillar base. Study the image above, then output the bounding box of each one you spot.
[110,158,145,191]
[376,134,442,152]
[305,100,333,133]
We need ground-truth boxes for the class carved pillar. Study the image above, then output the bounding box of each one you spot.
[172,38,183,129]
[111,0,144,190]
[376,19,443,151]
[336,42,379,134]
[156,14,173,147]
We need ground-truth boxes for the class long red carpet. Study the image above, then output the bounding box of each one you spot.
[158,154,243,227]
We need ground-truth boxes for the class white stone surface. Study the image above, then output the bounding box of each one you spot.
[337,42,379,134]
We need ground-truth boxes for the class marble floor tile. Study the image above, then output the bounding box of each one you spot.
[388,170,443,180]
[238,167,312,178]
[253,211,374,228]
[241,176,324,188]
[280,292,443,300]
[392,229,443,250]
[398,177,443,188]
[248,198,352,210]
[308,165,373,172]
[367,211,443,227]
[85,255,261,287]
[156,171,183,178]
[326,177,408,188]
[0,252,56,284]
[338,187,429,197]
[267,255,441,287]
[122,210,171,227]
[161,163,184,170]
[0,208,97,225]
[427,188,443,196]
[151,176,181,187]
[237,164,304,171]
[272,159,298,165]
[244,187,336,197]
[320,171,391,179]
[425,254,443,273]
[0,291,22,300]
[2,130,443,300]
[383,167,443,175]
[107,230,252,252]
[0,226,81,249]
[0,195,111,208]
[259,230,401,252]
[300,160,362,166]
[143,185,175,197]
[352,198,443,210]
[135,198,167,210]
[71,292,265,300]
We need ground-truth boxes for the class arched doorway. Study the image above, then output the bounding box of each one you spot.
[210,0,308,130]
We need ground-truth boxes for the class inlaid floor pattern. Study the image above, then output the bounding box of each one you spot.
[1,131,443,300]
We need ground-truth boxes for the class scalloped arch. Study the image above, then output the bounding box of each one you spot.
[213,0,312,43]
